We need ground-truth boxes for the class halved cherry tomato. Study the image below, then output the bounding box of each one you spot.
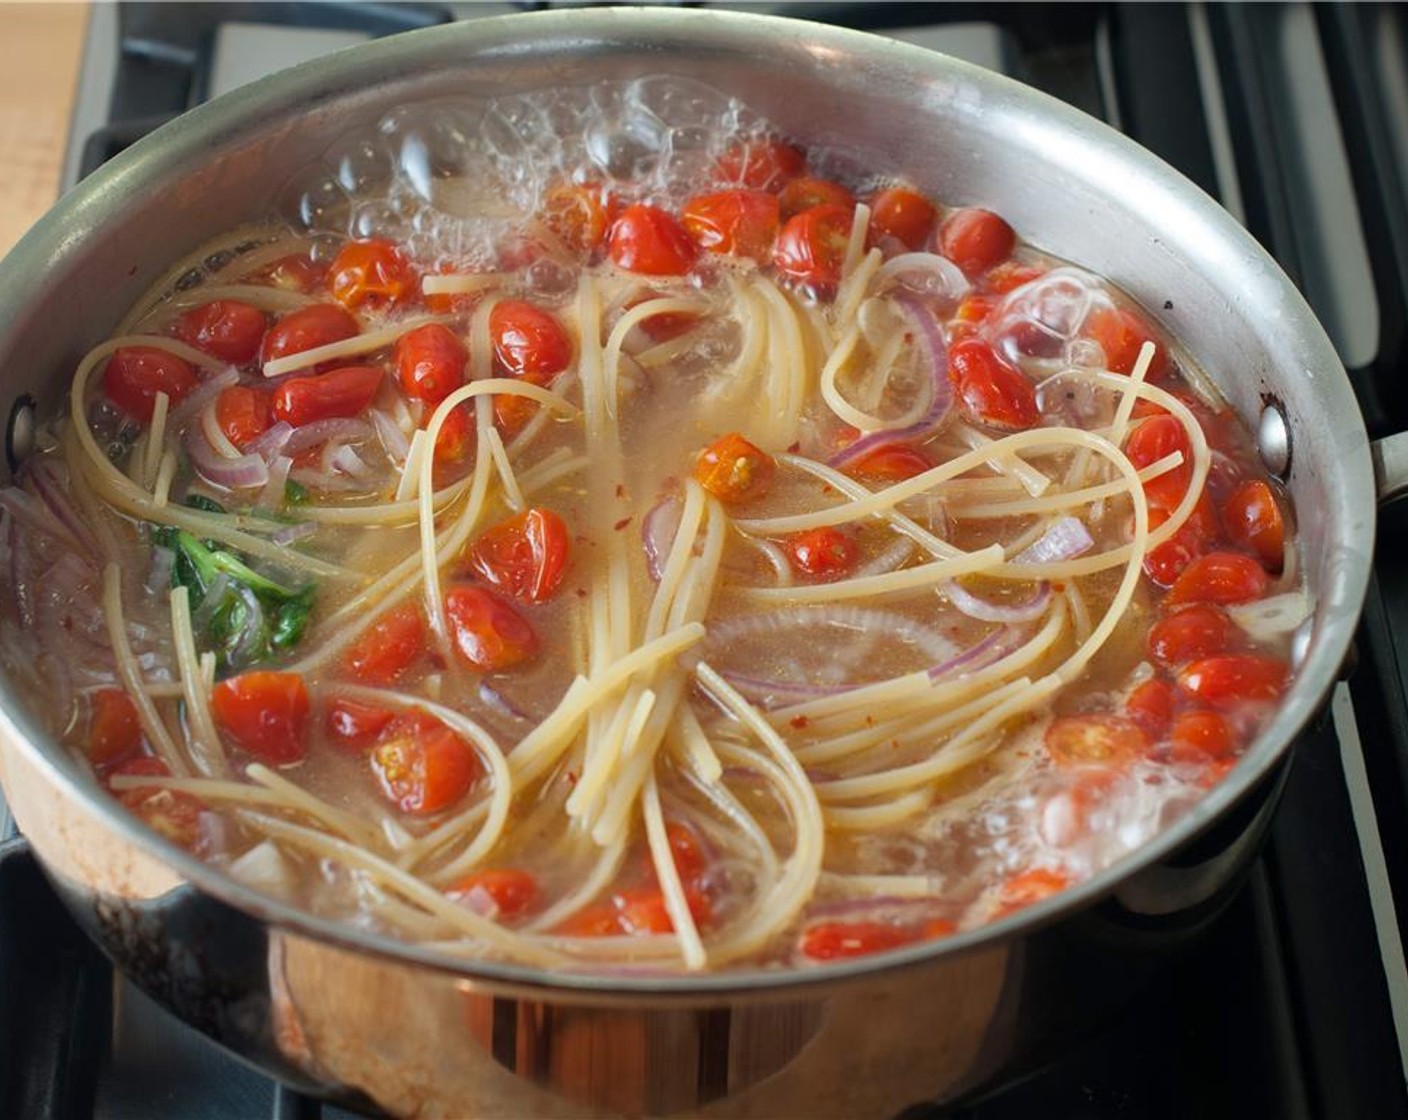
[469,507,571,603]
[938,208,1015,276]
[542,181,616,254]
[492,395,537,441]
[994,867,1070,917]
[433,404,476,468]
[845,443,934,482]
[395,323,467,406]
[214,385,271,450]
[1126,415,1192,510]
[109,757,203,849]
[1177,654,1288,710]
[1148,604,1238,669]
[948,338,1039,431]
[778,177,855,222]
[786,527,859,580]
[948,293,996,342]
[626,290,701,344]
[446,868,540,922]
[982,260,1046,294]
[693,432,776,503]
[666,822,708,884]
[1164,551,1270,607]
[867,186,937,251]
[344,603,427,685]
[210,671,310,765]
[1083,305,1170,379]
[371,711,479,815]
[714,137,806,191]
[271,364,382,427]
[87,688,141,766]
[923,918,958,940]
[173,300,267,365]
[328,238,416,311]
[102,347,198,423]
[1169,709,1238,763]
[1126,679,1176,739]
[773,203,853,291]
[490,300,573,381]
[1221,479,1286,573]
[680,189,780,263]
[799,920,917,961]
[555,886,711,937]
[443,586,539,672]
[1143,493,1220,588]
[607,204,699,276]
[260,303,359,368]
[1044,714,1146,769]
[325,697,395,751]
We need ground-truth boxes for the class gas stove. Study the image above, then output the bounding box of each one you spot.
[3,4,1408,1118]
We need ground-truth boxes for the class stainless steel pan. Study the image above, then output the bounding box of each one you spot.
[0,9,1400,1117]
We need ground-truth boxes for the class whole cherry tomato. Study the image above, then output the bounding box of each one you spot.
[260,303,359,368]
[1176,654,1288,710]
[446,868,540,922]
[680,189,780,263]
[607,204,699,276]
[1044,714,1147,769]
[542,180,616,254]
[1143,493,1220,587]
[210,671,310,765]
[1169,709,1239,763]
[490,300,573,381]
[395,323,467,406]
[799,920,917,961]
[173,300,267,365]
[469,507,571,603]
[325,696,395,751]
[434,404,476,469]
[867,186,937,251]
[786,527,859,580]
[1084,305,1170,378]
[87,688,142,766]
[556,886,711,937]
[1221,479,1286,573]
[443,586,539,671]
[1126,414,1192,510]
[271,364,382,427]
[937,208,1015,276]
[343,603,427,685]
[714,137,806,191]
[778,177,855,222]
[982,261,1046,294]
[328,238,416,311]
[102,347,197,423]
[845,443,934,482]
[215,385,272,450]
[773,203,853,291]
[1164,551,1270,607]
[948,338,1039,431]
[371,711,479,815]
[693,432,776,503]
[1148,604,1238,669]
[994,867,1070,917]
[108,757,203,849]
[1126,679,1176,739]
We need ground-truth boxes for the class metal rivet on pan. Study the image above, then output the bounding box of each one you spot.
[1257,402,1291,477]
[5,395,36,473]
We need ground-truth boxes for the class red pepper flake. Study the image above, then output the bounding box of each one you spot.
[789,715,810,730]
[565,771,579,786]
[613,516,632,531]
[821,484,835,495]
[574,587,589,599]
[1053,581,1066,592]
[615,483,626,498]
[787,441,801,454]
[865,714,875,727]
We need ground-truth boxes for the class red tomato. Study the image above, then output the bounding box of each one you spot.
[938,208,1015,276]
[680,189,780,263]
[666,822,708,884]
[371,711,479,815]
[102,347,198,423]
[1169,709,1238,763]
[1164,551,1270,607]
[1125,679,1176,739]
[778,177,856,222]
[343,603,427,685]
[109,757,203,849]
[1177,655,1288,711]
[714,137,806,191]
[556,886,710,937]
[469,507,571,603]
[271,364,382,427]
[446,868,540,922]
[1142,494,1219,588]
[799,920,917,961]
[995,867,1070,916]
[1148,605,1238,669]
[982,261,1046,294]
[1044,714,1147,769]
[173,300,267,365]
[210,671,310,765]
[607,204,699,276]
[87,688,141,766]
[773,203,853,291]
[1126,415,1192,510]
[867,186,937,251]
[1221,479,1286,573]
[786,527,859,580]
[443,586,539,672]
[214,385,271,450]
[923,917,958,940]
[948,338,1039,431]
[490,300,572,382]
[845,443,934,482]
[1084,305,1170,379]
[325,697,395,751]
[260,304,359,368]
[542,181,616,254]
[328,238,416,311]
[693,432,776,503]
[395,323,467,406]
[434,404,476,468]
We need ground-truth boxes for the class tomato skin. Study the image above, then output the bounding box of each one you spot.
[108,757,203,849]
[1148,605,1238,669]
[344,603,427,685]
[845,443,934,482]
[542,181,615,254]
[490,299,573,381]
[469,507,571,603]
[446,868,540,922]
[694,432,777,503]
[271,364,383,427]
[1044,714,1147,769]
[982,261,1046,295]
[1126,415,1192,510]
[1126,679,1176,739]
[260,304,359,368]
[680,189,780,263]
[938,208,1015,276]
[1221,479,1285,573]
[607,204,699,276]
[778,177,856,222]
[995,867,1070,917]
[1169,709,1238,763]
[325,697,395,751]
[867,186,937,251]
[715,137,806,191]
[328,238,416,311]
[1165,551,1270,607]
[1177,654,1289,711]
[799,920,917,961]
[371,711,479,815]
[555,886,710,937]
[949,338,1039,431]
[443,586,539,672]
[666,822,708,884]
[786,527,859,580]
[1084,305,1170,378]
[395,323,467,406]
[102,347,198,423]
[210,671,310,765]
[433,404,476,469]
[174,300,267,365]
[215,385,272,450]
[88,688,142,766]
[773,203,853,291]
[1143,494,1220,588]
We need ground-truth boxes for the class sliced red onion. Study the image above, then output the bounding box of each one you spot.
[853,536,914,579]
[641,496,682,583]
[271,522,316,546]
[944,580,1052,624]
[27,460,101,556]
[1012,516,1094,564]
[448,882,500,919]
[479,681,532,721]
[283,418,374,456]
[257,455,292,510]
[720,765,765,785]
[327,442,374,480]
[184,425,269,491]
[248,420,294,462]
[369,407,410,465]
[926,628,1011,682]
[874,252,970,303]
[717,671,846,708]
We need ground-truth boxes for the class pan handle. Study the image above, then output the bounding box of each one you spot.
[1373,431,1408,505]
